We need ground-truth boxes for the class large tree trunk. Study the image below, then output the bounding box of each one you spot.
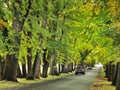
[21,57,27,78]
[1,24,19,82]
[42,49,49,78]
[105,64,108,77]
[116,62,120,90]
[106,61,113,81]
[105,62,113,81]
[107,64,112,81]
[26,48,33,80]
[32,51,40,79]
[0,56,2,80]
[2,55,18,81]
[111,64,115,83]
[112,64,117,86]
[2,0,32,82]
[22,62,27,78]
[35,65,41,79]
[0,58,5,81]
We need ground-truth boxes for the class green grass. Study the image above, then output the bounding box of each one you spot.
[90,68,115,90]
[0,81,20,89]
[99,68,106,77]
[0,72,73,89]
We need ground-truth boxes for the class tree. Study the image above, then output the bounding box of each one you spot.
[2,0,32,81]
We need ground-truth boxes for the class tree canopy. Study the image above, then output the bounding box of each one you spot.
[0,0,120,81]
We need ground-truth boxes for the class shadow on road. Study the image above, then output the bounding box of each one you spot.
[2,68,100,90]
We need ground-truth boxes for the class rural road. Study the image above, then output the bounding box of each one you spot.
[7,68,100,90]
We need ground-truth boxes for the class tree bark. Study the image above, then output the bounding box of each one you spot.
[107,62,113,81]
[32,51,40,79]
[105,64,108,77]
[2,0,32,81]
[0,56,2,80]
[0,58,4,81]
[35,65,41,79]
[111,64,115,82]
[26,48,33,80]
[42,49,49,78]
[116,62,120,90]
[22,63,27,78]
[112,64,117,86]
[108,65,111,81]
[2,55,18,81]
[2,24,19,82]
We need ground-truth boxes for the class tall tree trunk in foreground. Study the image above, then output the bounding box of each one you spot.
[2,55,18,81]
[112,64,117,86]
[0,56,2,80]
[107,63,112,81]
[26,47,33,80]
[32,51,40,79]
[22,61,27,78]
[2,24,18,81]
[116,62,120,90]
[2,0,32,81]
[35,65,41,79]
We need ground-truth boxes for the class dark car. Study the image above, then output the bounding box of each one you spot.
[75,66,85,75]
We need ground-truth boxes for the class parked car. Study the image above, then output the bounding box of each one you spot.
[94,63,103,68]
[87,66,93,70]
[75,66,85,75]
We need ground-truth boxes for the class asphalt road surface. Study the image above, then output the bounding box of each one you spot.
[11,68,100,90]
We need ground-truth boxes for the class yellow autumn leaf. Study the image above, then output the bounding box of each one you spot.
[95,7,99,15]
[0,19,4,29]
[85,2,94,11]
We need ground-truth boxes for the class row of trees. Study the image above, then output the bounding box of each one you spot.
[105,61,120,90]
[0,0,120,85]
[0,0,85,81]
[102,0,120,90]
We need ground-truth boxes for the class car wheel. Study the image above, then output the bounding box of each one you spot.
[83,72,85,75]
[75,72,78,75]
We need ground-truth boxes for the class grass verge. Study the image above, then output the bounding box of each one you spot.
[90,68,115,90]
[0,72,73,89]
